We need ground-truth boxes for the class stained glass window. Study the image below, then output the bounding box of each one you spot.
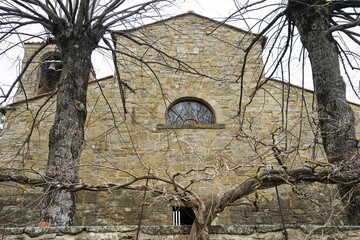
[167,100,215,125]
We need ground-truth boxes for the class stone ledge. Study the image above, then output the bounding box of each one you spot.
[3,225,360,236]
[156,124,226,129]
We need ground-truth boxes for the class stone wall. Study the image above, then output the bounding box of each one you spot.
[1,13,359,227]
[2,225,360,240]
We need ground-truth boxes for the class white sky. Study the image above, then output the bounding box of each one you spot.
[0,0,359,105]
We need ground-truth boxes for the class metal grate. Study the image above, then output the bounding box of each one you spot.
[172,207,195,226]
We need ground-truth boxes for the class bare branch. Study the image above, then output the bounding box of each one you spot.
[326,18,360,35]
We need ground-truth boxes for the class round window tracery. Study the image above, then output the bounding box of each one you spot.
[167,100,215,125]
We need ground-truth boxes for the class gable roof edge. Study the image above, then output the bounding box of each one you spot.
[111,12,267,48]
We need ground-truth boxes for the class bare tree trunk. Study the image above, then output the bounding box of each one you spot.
[288,0,360,224]
[189,218,210,240]
[188,200,218,240]
[42,38,94,226]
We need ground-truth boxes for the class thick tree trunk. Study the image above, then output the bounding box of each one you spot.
[42,38,94,226]
[189,216,210,240]
[188,200,219,240]
[288,0,360,223]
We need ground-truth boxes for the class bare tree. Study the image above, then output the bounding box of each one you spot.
[232,0,360,225]
[0,0,170,226]
[287,0,360,224]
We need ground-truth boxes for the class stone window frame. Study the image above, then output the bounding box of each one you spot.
[157,97,226,129]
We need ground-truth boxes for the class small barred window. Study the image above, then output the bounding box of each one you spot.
[172,207,195,226]
[167,99,215,125]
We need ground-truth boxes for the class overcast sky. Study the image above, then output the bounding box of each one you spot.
[0,0,359,104]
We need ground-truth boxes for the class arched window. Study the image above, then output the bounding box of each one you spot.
[38,53,62,94]
[167,99,215,125]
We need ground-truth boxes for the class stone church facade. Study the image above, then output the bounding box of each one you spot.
[0,12,358,227]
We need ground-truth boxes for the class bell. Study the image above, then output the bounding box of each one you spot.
[47,62,57,71]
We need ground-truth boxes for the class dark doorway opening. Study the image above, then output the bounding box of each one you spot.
[172,207,195,225]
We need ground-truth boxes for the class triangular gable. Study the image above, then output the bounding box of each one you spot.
[112,12,266,47]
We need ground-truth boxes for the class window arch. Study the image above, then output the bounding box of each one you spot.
[38,52,62,95]
[167,99,215,125]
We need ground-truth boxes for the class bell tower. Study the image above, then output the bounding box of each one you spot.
[16,43,61,101]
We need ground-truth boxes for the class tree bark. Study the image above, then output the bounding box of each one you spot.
[287,0,360,224]
[42,37,95,226]
[189,220,210,240]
